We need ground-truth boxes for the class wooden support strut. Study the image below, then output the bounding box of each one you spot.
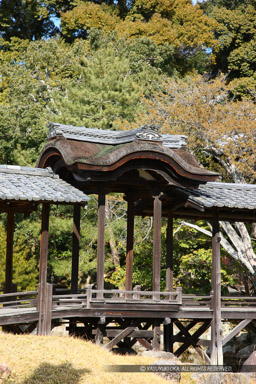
[210,211,223,365]
[71,204,81,294]
[125,198,134,296]
[5,211,15,293]
[97,193,106,298]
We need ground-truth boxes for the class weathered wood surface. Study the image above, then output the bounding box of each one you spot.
[5,211,15,294]
[105,326,136,350]
[71,204,80,294]
[125,198,134,295]
[97,193,105,298]
[1,290,256,327]
[153,195,162,297]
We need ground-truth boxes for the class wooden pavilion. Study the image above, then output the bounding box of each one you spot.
[37,122,256,364]
[1,123,256,366]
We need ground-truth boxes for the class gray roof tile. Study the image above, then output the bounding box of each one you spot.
[0,165,89,204]
[47,122,187,149]
[180,182,256,210]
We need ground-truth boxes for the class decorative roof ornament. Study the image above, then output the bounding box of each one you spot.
[136,124,162,142]
[47,122,64,139]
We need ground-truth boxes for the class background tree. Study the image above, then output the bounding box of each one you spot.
[0,0,58,40]
[200,0,256,97]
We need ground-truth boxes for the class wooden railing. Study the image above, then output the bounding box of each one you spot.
[221,296,256,307]
[0,290,38,309]
[182,294,256,309]
[87,286,182,304]
[52,286,183,308]
[182,294,212,308]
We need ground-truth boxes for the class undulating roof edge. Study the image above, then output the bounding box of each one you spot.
[0,165,89,204]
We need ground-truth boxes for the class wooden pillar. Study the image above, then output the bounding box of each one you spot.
[125,198,134,295]
[210,211,223,364]
[97,193,106,297]
[153,195,162,293]
[152,320,161,351]
[164,318,173,353]
[38,203,50,336]
[166,214,174,292]
[71,204,81,294]
[5,211,15,293]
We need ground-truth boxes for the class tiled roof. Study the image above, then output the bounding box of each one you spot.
[0,165,89,204]
[180,182,256,210]
[47,122,187,149]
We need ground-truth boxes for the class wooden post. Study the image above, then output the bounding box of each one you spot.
[163,318,173,353]
[71,204,81,294]
[152,320,161,351]
[97,193,106,298]
[5,211,15,293]
[166,214,174,292]
[125,198,134,297]
[153,195,162,294]
[38,203,50,336]
[210,211,223,364]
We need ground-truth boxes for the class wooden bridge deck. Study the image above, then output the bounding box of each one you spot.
[1,288,256,327]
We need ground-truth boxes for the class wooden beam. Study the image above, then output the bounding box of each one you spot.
[97,193,106,298]
[125,198,134,295]
[137,338,153,350]
[38,203,50,336]
[174,320,211,357]
[210,211,223,365]
[105,326,136,350]
[166,214,174,292]
[71,204,81,294]
[153,195,162,294]
[5,211,15,293]
[222,319,252,346]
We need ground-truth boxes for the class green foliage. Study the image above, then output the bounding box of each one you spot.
[173,221,239,294]
[201,0,256,97]
[0,215,38,292]
[0,0,58,41]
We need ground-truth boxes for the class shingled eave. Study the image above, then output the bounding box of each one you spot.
[37,138,219,183]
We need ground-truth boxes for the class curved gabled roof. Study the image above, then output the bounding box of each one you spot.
[37,123,219,189]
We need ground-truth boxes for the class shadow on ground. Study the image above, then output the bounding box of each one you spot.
[22,362,90,384]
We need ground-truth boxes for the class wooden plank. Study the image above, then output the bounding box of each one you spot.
[38,203,50,336]
[71,204,81,294]
[153,195,162,297]
[5,211,15,293]
[125,198,134,297]
[97,193,105,298]
[105,326,136,350]
[166,214,174,291]
[222,319,252,346]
